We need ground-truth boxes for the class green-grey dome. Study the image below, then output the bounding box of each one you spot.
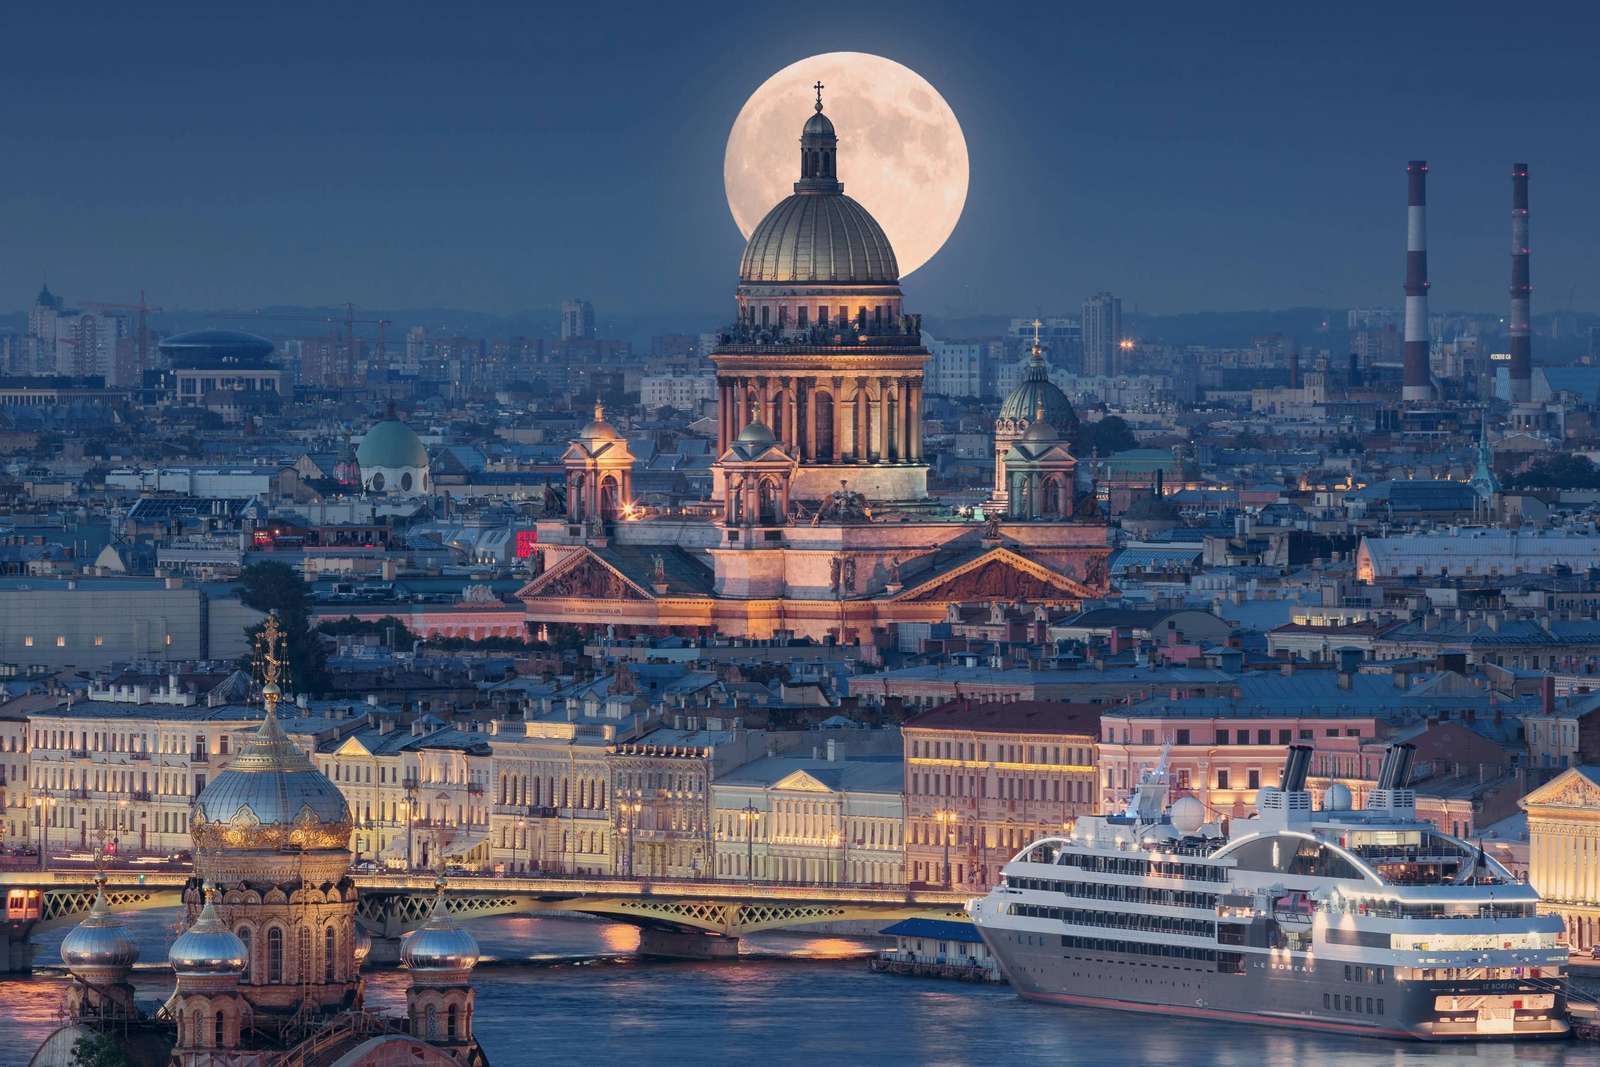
[998,356,1077,434]
[356,419,428,470]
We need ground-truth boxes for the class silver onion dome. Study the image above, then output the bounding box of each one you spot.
[168,887,248,976]
[353,925,374,965]
[60,878,139,973]
[191,703,352,853]
[401,884,479,972]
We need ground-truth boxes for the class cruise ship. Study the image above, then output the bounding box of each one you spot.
[970,743,1569,1039]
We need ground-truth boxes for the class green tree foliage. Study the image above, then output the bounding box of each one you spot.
[1073,416,1138,456]
[70,1033,133,1067]
[317,615,420,648]
[238,561,330,695]
[1506,454,1600,490]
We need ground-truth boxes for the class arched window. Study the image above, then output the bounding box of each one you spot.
[325,926,336,983]
[215,1010,226,1048]
[401,471,413,492]
[758,478,780,525]
[599,476,620,522]
[266,926,284,983]
[447,1003,459,1040]
[370,472,385,492]
[236,926,253,980]
[425,1004,438,1039]
[813,392,834,461]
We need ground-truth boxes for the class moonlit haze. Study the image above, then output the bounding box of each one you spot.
[724,52,969,278]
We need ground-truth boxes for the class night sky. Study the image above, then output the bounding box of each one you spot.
[6,1,1598,319]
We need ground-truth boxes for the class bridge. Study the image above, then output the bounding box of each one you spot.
[0,867,971,970]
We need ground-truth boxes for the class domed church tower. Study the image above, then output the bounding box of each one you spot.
[993,320,1078,509]
[401,878,482,1059]
[59,872,140,1023]
[188,614,363,1023]
[166,883,251,1064]
[715,83,929,504]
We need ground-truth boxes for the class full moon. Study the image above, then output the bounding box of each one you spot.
[724,52,968,278]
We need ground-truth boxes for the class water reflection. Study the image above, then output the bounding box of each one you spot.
[7,910,1600,1067]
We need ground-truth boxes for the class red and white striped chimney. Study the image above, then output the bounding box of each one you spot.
[1509,163,1533,403]
[1402,160,1432,402]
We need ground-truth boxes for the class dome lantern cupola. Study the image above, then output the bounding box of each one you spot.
[796,81,841,193]
[167,883,249,977]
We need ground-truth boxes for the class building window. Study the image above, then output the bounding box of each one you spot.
[1216,770,1230,790]
[22,636,32,647]
[1176,729,1190,745]
[1248,769,1260,790]
[94,635,104,647]
[55,636,66,647]
[164,634,174,647]
[267,927,284,983]
[1215,729,1229,745]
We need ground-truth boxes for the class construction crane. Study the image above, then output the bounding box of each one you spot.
[83,290,162,373]
[215,305,393,383]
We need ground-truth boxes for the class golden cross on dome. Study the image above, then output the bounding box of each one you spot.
[1031,317,1044,358]
[814,81,825,111]
[594,395,604,423]
[257,611,285,715]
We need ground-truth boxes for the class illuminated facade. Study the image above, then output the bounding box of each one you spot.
[518,94,1113,642]
[1522,766,1600,953]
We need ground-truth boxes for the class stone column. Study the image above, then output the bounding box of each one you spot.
[719,380,731,454]
[1058,479,1071,517]
[784,381,799,453]
[831,377,845,462]
[805,379,820,463]
[907,380,923,462]
[883,379,896,460]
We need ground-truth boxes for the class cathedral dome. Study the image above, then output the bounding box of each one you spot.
[738,91,898,286]
[578,401,622,442]
[60,878,138,973]
[998,358,1078,434]
[739,194,899,285]
[401,887,479,973]
[357,417,429,471]
[735,420,777,447]
[191,706,352,853]
[168,889,248,976]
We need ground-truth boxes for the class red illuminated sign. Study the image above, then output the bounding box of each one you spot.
[515,529,537,559]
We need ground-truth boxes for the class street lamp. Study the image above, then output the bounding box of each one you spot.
[618,796,643,878]
[934,809,957,889]
[739,801,760,884]
[34,790,55,870]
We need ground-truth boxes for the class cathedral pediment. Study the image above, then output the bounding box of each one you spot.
[892,546,1100,603]
[1522,767,1600,813]
[516,551,652,602]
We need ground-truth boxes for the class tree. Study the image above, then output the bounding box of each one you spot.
[1074,416,1137,457]
[238,561,330,695]
[70,1033,133,1067]
[1507,454,1600,491]
[317,615,420,648]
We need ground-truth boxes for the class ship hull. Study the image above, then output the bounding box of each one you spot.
[979,926,1569,1041]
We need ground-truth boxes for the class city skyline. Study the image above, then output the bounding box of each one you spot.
[6,3,1600,317]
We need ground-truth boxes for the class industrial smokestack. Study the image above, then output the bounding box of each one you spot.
[1509,163,1533,403]
[1403,161,1432,402]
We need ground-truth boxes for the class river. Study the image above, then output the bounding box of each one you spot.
[7,908,1600,1066]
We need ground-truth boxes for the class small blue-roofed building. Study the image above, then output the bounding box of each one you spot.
[873,917,1001,981]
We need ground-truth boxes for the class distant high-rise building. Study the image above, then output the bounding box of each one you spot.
[561,297,596,341]
[1008,316,1080,370]
[1081,292,1122,377]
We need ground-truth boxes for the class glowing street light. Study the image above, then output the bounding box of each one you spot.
[935,809,958,888]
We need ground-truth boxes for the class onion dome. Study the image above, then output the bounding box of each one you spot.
[191,702,352,853]
[168,885,248,976]
[998,333,1077,435]
[739,88,898,285]
[401,882,479,973]
[353,925,374,965]
[60,876,138,974]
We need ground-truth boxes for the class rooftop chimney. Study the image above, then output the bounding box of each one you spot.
[1403,161,1433,403]
[1509,162,1533,403]
[1281,744,1314,792]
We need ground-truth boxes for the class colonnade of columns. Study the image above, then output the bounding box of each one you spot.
[1007,473,1073,519]
[717,373,923,466]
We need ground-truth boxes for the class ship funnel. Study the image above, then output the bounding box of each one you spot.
[1280,744,1314,793]
[1375,742,1416,790]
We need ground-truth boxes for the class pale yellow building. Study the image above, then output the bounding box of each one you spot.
[1521,766,1600,953]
